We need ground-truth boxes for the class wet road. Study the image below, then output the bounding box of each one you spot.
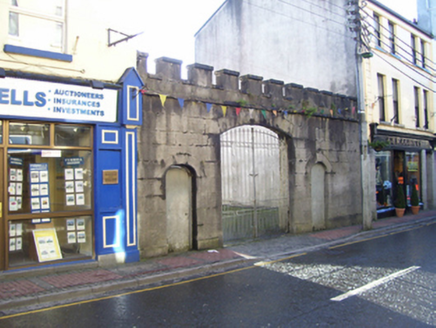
[1,223,435,327]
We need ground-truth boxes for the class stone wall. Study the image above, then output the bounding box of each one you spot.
[136,53,361,258]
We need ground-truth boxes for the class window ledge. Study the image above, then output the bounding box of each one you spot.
[4,44,72,62]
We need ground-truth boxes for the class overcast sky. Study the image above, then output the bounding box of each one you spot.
[122,0,417,74]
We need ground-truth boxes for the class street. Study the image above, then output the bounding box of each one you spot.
[1,223,435,327]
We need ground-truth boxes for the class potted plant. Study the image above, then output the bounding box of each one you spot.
[394,184,406,217]
[411,184,420,215]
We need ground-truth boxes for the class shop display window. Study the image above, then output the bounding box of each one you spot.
[375,151,393,208]
[8,216,93,267]
[7,149,92,214]
[9,122,50,145]
[55,124,91,147]
[406,152,420,205]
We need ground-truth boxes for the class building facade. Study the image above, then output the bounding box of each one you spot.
[360,1,436,217]
[195,0,436,221]
[0,0,143,270]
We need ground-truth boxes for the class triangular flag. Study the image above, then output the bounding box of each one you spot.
[249,108,254,118]
[221,106,227,117]
[261,110,267,119]
[338,108,342,114]
[352,106,356,114]
[206,103,212,112]
[178,98,184,109]
[273,110,277,116]
[236,107,241,116]
[284,110,288,116]
[159,94,167,107]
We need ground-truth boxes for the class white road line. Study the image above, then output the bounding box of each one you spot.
[331,266,420,302]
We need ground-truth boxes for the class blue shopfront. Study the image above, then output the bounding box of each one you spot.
[0,68,143,270]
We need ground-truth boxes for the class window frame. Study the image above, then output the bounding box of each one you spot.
[414,87,420,128]
[8,0,67,53]
[392,79,399,124]
[388,21,396,55]
[373,13,382,47]
[377,74,386,122]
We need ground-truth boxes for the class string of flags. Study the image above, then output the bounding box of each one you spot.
[140,88,357,118]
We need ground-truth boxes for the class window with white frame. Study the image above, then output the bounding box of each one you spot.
[388,21,396,54]
[373,13,381,47]
[414,87,420,128]
[420,39,426,69]
[392,79,399,124]
[8,0,66,53]
[377,74,386,122]
[423,90,429,129]
[411,34,418,65]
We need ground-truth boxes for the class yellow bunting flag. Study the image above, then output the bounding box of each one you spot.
[222,106,227,117]
[159,94,167,107]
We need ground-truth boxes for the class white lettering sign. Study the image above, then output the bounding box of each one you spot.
[0,78,118,123]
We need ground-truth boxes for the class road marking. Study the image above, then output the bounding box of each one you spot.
[331,266,420,302]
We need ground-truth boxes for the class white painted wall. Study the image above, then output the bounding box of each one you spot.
[195,0,357,96]
[362,1,435,132]
[0,0,137,82]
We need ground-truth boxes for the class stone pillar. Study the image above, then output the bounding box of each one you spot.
[421,149,428,209]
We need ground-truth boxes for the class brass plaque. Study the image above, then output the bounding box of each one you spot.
[103,170,119,185]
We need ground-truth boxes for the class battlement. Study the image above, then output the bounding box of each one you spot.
[137,52,357,120]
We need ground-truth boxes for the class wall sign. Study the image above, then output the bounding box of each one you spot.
[103,170,119,185]
[0,78,118,123]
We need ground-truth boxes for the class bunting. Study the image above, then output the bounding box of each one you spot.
[249,108,254,118]
[159,94,167,107]
[221,106,227,117]
[352,106,356,114]
[261,110,267,119]
[178,98,184,109]
[206,103,212,112]
[273,110,277,116]
[236,107,241,116]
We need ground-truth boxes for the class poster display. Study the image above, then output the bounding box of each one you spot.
[32,229,62,262]
[65,218,87,244]
[64,164,85,206]
[8,158,23,212]
[9,222,23,252]
[29,163,50,213]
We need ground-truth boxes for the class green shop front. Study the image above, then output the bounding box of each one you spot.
[0,68,143,270]
[371,124,435,217]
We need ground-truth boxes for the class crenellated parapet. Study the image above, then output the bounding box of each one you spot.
[137,52,358,120]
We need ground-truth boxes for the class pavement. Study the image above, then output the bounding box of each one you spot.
[1,209,436,315]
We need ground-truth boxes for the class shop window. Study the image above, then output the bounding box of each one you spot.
[8,216,93,267]
[55,124,92,147]
[406,152,420,206]
[8,0,65,53]
[8,122,50,145]
[375,151,393,208]
[7,148,92,214]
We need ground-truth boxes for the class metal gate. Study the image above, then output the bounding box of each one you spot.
[221,125,285,242]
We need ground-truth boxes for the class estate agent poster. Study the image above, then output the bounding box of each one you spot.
[32,229,62,262]
[29,163,50,213]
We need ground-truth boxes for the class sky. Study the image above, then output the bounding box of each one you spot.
[120,0,417,75]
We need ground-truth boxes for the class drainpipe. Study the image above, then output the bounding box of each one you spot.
[356,0,373,230]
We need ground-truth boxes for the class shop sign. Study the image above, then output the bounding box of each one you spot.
[384,136,431,150]
[64,157,84,167]
[0,78,118,123]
